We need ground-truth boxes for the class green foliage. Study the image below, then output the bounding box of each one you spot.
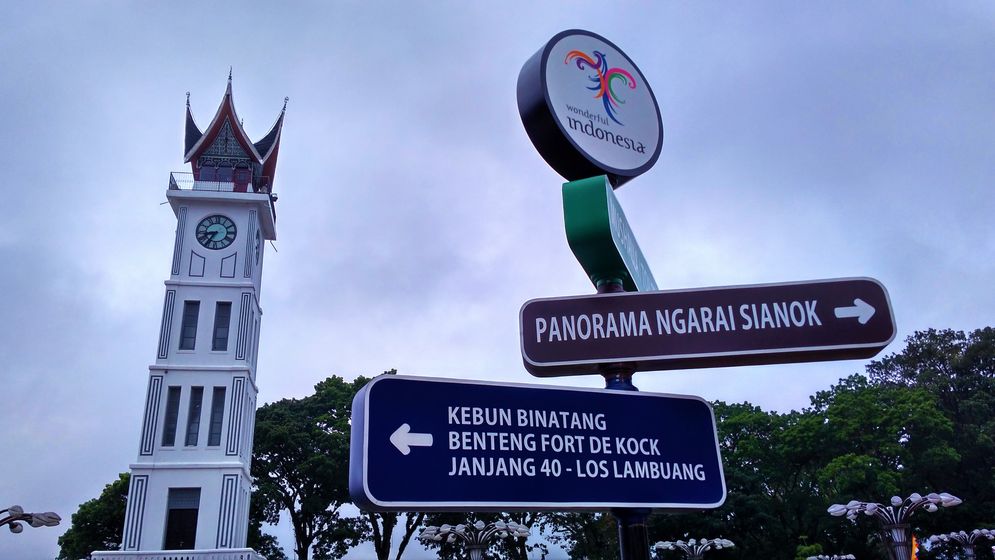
[253,369,436,560]
[360,511,426,560]
[641,328,994,560]
[57,473,129,560]
[539,511,616,560]
[58,330,995,560]
[247,493,288,560]
[795,542,822,560]
[251,374,370,560]
[865,328,995,533]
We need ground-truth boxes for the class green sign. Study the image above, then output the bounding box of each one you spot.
[563,175,657,292]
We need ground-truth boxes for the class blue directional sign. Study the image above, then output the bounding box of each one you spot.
[349,375,726,511]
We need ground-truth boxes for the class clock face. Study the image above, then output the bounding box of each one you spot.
[196,215,237,250]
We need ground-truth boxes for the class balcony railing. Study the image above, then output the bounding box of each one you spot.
[168,172,272,195]
[91,548,264,560]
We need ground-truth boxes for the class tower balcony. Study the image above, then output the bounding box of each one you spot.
[91,549,264,560]
[166,172,278,237]
[169,172,274,196]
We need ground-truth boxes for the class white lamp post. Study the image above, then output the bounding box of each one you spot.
[418,519,531,560]
[0,505,61,534]
[827,492,961,560]
[653,538,734,560]
[928,529,995,560]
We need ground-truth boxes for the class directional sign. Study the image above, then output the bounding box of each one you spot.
[564,175,657,292]
[520,277,896,377]
[349,375,726,511]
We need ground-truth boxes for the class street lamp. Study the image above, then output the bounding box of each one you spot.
[418,519,531,560]
[1,505,61,534]
[928,529,995,560]
[827,492,961,560]
[806,555,856,560]
[653,538,734,559]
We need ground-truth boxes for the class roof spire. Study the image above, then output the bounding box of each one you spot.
[283,97,289,111]
[228,66,232,82]
[185,91,191,108]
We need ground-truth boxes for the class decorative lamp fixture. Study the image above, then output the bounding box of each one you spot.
[827,492,961,560]
[928,528,994,560]
[418,519,531,560]
[653,538,735,559]
[1,505,61,534]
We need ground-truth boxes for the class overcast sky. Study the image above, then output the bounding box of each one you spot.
[1,2,993,559]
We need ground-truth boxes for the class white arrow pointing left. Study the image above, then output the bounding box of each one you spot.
[389,423,434,456]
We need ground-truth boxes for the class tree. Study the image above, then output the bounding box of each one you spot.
[648,402,820,560]
[794,542,822,560]
[57,473,129,560]
[645,374,964,560]
[866,328,995,534]
[540,511,616,560]
[537,329,995,560]
[247,494,289,560]
[251,374,370,560]
[360,511,426,560]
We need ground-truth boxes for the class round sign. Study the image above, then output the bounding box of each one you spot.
[518,30,663,188]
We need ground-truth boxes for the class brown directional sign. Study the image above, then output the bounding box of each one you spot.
[520,277,896,377]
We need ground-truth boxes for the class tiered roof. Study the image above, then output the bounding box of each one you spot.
[184,74,287,192]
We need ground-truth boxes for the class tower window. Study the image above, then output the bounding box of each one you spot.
[212,302,232,351]
[164,488,200,550]
[184,387,204,446]
[161,386,181,447]
[179,301,200,350]
[207,387,226,446]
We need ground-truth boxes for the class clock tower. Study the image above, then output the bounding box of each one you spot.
[96,77,286,558]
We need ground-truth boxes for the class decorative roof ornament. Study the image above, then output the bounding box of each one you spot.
[183,77,287,193]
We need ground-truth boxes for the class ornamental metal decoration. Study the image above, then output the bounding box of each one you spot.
[1,505,61,534]
[928,529,995,560]
[653,538,734,560]
[828,492,961,560]
[418,519,531,560]
[806,555,856,560]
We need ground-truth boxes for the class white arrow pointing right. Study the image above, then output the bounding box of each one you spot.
[389,423,434,456]
[834,298,876,325]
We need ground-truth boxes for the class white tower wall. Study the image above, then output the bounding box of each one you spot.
[118,187,276,552]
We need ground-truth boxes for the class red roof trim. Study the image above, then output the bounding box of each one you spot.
[184,80,262,163]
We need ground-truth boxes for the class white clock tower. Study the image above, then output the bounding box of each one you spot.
[96,77,286,558]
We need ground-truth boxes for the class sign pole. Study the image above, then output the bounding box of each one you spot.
[516,29,722,560]
[597,279,651,560]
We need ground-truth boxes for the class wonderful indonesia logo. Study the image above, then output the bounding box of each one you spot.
[563,49,647,155]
